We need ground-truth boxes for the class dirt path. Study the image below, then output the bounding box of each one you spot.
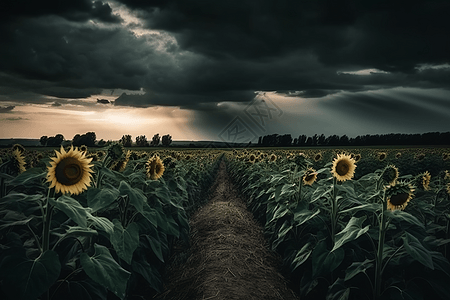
[156,162,299,300]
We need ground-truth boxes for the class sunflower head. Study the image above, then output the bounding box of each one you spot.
[303,167,317,186]
[443,153,449,161]
[11,143,25,154]
[107,142,125,161]
[415,171,431,191]
[314,153,322,162]
[269,154,277,162]
[248,154,256,163]
[444,170,450,182]
[146,155,165,180]
[47,146,94,195]
[354,154,361,162]
[79,145,88,153]
[396,152,402,159]
[112,150,131,172]
[378,152,387,161]
[386,181,415,211]
[381,165,399,186]
[331,153,357,182]
[6,149,26,176]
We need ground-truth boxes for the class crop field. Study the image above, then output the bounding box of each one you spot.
[1,144,450,300]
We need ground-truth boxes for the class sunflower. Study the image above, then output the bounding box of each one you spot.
[381,165,399,186]
[331,153,356,182]
[443,153,449,161]
[446,183,450,195]
[395,152,402,159]
[378,152,387,161]
[248,154,256,163]
[444,170,450,182]
[12,143,25,154]
[8,149,26,175]
[354,154,361,162]
[79,145,88,153]
[113,150,131,172]
[269,154,277,162]
[146,155,165,180]
[107,142,124,161]
[421,171,431,191]
[386,181,415,211]
[314,152,322,162]
[47,146,94,195]
[303,167,317,186]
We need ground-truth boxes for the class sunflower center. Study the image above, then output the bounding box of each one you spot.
[336,161,350,176]
[55,157,83,185]
[305,174,314,181]
[389,193,409,206]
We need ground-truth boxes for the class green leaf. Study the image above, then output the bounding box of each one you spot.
[80,244,131,300]
[6,167,46,187]
[294,208,321,226]
[87,186,120,213]
[332,216,370,252]
[119,181,146,212]
[385,210,424,229]
[87,214,114,236]
[340,203,380,215]
[402,232,434,270]
[50,195,90,227]
[344,259,374,282]
[146,235,165,262]
[312,240,345,278]
[64,226,98,238]
[292,242,313,271]
[1,250,61,300]
[131,259,162,292]
[111,220,139,265]
[269,204,290,223]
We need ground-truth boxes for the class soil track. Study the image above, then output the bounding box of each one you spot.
[156,162,298,300]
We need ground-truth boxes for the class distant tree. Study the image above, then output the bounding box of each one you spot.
[39,136,48,146]
[72,134,82,146]
[120,135,132,147]
[84,132,96,147]
[161,134,172,147]
[151,134,160,146]
[136,135,149,147]
[47,134,64,146]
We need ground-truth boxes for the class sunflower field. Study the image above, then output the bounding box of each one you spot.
[227,148,450,300]
[0,144,222,300]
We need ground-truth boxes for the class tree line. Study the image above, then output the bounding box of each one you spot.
[257,132,450,147]
[39,132,172,147]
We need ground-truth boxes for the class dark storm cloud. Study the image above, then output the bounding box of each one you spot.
[119,0,450,70]
[0,0,122,24]
[1,0,450,110]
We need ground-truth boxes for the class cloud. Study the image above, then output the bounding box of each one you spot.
[0,0,449,112]
[0,105,15,113]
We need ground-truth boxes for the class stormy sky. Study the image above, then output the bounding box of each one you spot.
[1,0,449,143]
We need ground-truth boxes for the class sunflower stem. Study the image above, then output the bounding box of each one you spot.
[0,176,5,198]
[331,177,338,247]
[374,190,387,300]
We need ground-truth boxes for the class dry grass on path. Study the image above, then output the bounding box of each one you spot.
[156,163,298,300]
